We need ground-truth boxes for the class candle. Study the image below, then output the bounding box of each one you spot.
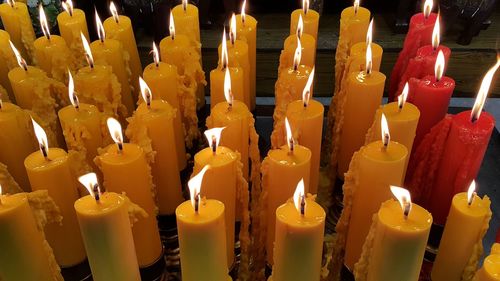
[58,71,104,171]
[0,30,17,100]
[271,40,312,148]
[193,127,248,266]
[57,0,90,67]
[263,118,312,264]
[389,0,437,101]
[473,243,500,281]
[269,179,326,281]
[353,186,432,281]
[210,30,245,108]
[104,2,142,102]
[432,181,492,281]
[280,15,316,74]
[0,0,35,62]
[34,6,74,82]
[74,33,124,119]
[176,166,232,281]
[290,0,320,41]
[408,60,498,225]
[160,12,202,148]
[236,0,257,110]
[0,100,37,191]
[285,68,323,193]
[334,115,408,271]
[95,117,163,267]
[334,42,386,178]
[91,12,135,116]
[143,43,186,170]
[126,78,184,216]
[75,173,141,281]
[24,119,86,267]
[0,189,63,281]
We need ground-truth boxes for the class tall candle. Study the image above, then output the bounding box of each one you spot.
[280,15,316,74]
[0,0,35,62]
[236,1,257,110]
[57,0,90,67]
[290,0,320,41]
[75,173,141,281]
[24,119,86,267]
[0,30,18,100]
[473,243,500,281]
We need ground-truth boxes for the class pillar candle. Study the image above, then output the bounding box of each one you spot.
[346,41,382,74]
[290,0,320,41]
[236,2,257,110]
[176,166,232,281]
[96,118,163,267]
[432,181,492,281]
[0,30,17,100]
[75,173,141,281]
[269,181,325,281]
[24,120,86,267]
[104,3,142,101]
[280,15,316,74]
[0,0,35,62]
[57,0,90,67]
[353,188,432,281]
[0,101,37,191]
[143,46,186,170]
[126,80,184,216]
[473,243,500,281]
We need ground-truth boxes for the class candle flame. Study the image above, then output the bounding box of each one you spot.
[470,58,500,122]
[81,33,94,68]
[95,10,105,42]
[0,184,2,196]
[224,68,233,106]
[78,172,101,201]
[182,0,188,11]
[106,117,123,149]
[139,77,152,106]
[432,14,440,50]
[241,0,246,24]
[365,42,373,74]
[39,5,51,40]
[204,127,225,153]
[293,178,306,215]
[9,41,27,71]
[390,185,412,219]
[434,50,445,81]
[296,15,304,39]
[188,165,210,211]
[293,37,302,71]
[68,70,79,109]
[398,82,409,109]
[230,13,237,45]
[302,67,315,107]
[381,113,390,147]
[221,29,229,69]
[285,117,295,152]
[366,18,373,46]
[109,2,120,23]
[151,42,160,66]
[6,0,15,7]
[423,0,433,18]
[467,180,476,206]
[302,0,309,15]
[62,0,73,16]
[169,10,175,39]
[354,0,360,14]
[31,118,49,158]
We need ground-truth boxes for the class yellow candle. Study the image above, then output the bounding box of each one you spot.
[0,192,62,281]
[24,120,86,267]
[236,3,257,110]
[143,46,186,169]
[285,68,323,193]
[0,30,17,100]
[290,1,320,41]
[474,244,500,281]
[347,41,383,73]
[0,101,37,191]
[0,0,35,62]
[280,29,316,73]
[432,181,492,281]
[57,1,90,67]
[269,180,326,281]
[104,3,142,101]
[75,173,141,281]
[126,80,184,216]
[176,166,232,281]
[354,187,432,281]
[96,118,162,267]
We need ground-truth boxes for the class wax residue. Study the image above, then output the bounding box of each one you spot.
[0,162,23,194]
[62,119,100,172]
[19,9,36,64]
[122,49,134,94]
[364,107,382,145]
[45,45,79,85]
[235,151,251,281]
[352,213,378,281]
[122,193,148,227]
[68,32,87,69]
[271,78,299,148]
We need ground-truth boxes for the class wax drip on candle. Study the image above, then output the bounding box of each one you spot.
[297,15,304,39]
[182,0,188,12]
[139,77,152,109]
[398,82,409,111]
[293,179,306,216]
[68,71,80,110]
[95,10,105,43]
[188,165,210,213]
[9,40,28,71]
[302,0,309,15]
[354,0,360,15]
[241,0,246,25]
[380,113,390,149]
[285,117,295,154]
[151,42,160,68]
[432,14,440,51]
[434,50,445,82]
[467,180,476,206]
[39,5,51,41]
[293,37,302,71]
[62,0,73,16]
[390,186,412,220]
[79,173,102,202]
[31,118,50,160]
[80,32,94,69]
[302,67,315,107]
[423,0,433,19]
[230,13,237,46]
[224,67,233,109]
[107,117,124,152]
[169,10,176,40]
[221,29,229,70]
[470,58,500,122]
[110,2,120,23]
[204,127,225,155]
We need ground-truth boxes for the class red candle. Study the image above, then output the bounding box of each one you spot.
[389,0,437,101]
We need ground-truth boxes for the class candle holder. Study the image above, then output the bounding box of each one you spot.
[139,247,167,281]
[60,259,92,281]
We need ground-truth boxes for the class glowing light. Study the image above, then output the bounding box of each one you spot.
[68,70,79,109]
[152,42,160,67]
[302,0,309,15]
[285,117,295,152]
[78,173,101,201]
[32,118,49,158]
[169,11,175,40]
[354,0,360,14]
[390,185,412,219]
[366,18,373,46]
[95,10,105,42]
[81,33,94,68]
[204,127,225,154]
[6,0,14,8]
[434,50,445,82]
[9,41,27,71]
[241,0,246,24]
[365,42,373,74]
[224,68,233,106]
[432,14,440,50]
[182,0,188,11]
[302,67,315,107]
[467,180,476,206]
[221,29,229,69]
[62,0,73,16]
[107,117,124,151]
[293,179,306,215]
[110,2,120,23]
[139,77,152,107]
[423,0,433,19]
[470,58,500,122]
[230,13,237,45]
[293,37,302,71]
[381,113,390,147]
[188,165,210,211]
[39,5,51,40]
[398,82,409,110]
[296,14,304,39]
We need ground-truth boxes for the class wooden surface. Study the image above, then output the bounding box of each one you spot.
[136,13,500,98]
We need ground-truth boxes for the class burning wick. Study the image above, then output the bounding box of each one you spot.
[241,0,246,25]
[204,127,225,156]
[381,113,390,150]
[151,42,160,68]
[293,179,306,216]
[31,118,49,160]
[9,40,28,71]
[110,2,120,23]
[423,0,433,20]
[302,0,309,15]
[68,70,79,110]
[182,0,188,12]
[230,13,237,46]
[285,117,295,154]
[107,117,124,153]
[354,0,360,15]
[78,173,102,203]
[398,82,409,111]
[467,180,476,206]
[390,186,412,220]
[169,10,176,40]
[188,165,210,213]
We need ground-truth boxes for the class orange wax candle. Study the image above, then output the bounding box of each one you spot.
[474,243,500,281]
[347,41,383,73]
[290,1,320,41]
[281,30,316,72]
[0,30,17,100]
[57,0,90,58]
[0,1,35,61]
[236,3,257,109]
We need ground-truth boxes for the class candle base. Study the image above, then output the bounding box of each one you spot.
[139,247,167,281]
[60,259,92,281]
[424,223,445,263]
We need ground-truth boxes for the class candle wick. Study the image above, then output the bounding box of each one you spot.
[211,137,217,155]
[300,195,305,216]
[194,195,199,213]
[117,142,123,153]
[41,146,50,161]
[288,139,295,155]
[468,192,476,206]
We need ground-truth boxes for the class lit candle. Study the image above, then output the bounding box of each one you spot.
[125,78,184,216]
[290,0,320,41]
[473,243,500,281]
[280,15,316,74]
[57,0,90,67]
[344,19,383,74]
[432,181,492,281]
[236,0,257,109]
[75,173,141,281]
[176,166,232,281]
[263,118,312,264]
[269,179,326,281]
[0,30,19,101]
[24,119,87,267]
[353,186,432,281]
[0,0,36,62]
[95,117,163,267]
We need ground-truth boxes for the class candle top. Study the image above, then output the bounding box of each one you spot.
[340,5,370,21]
[57,8,85,22]
[211,100,251,121]
[482,247,500,278]
[291,7,320,20]
[74,192,126,215]
[100,143,143,164]
[286,99,324,119]
[58,103,100,122]
[382,102,420,121]
[104,14,132,31]
[25,147,67,170]
[0,193,27,214]
[268,144,311,166]
[378,199,432,232]
[361,140,408,163]
[195,146,238,167]
[176,199,224,224]
[276,197,325,227]
[136,99,175,120]
[453,192,491,218]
